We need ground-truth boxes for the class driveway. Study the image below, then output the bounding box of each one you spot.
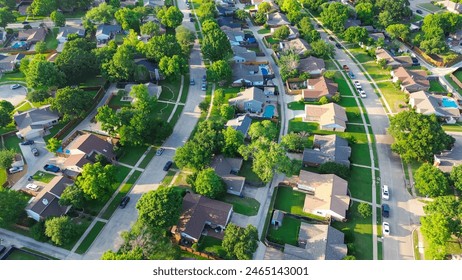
[0,84,27,106]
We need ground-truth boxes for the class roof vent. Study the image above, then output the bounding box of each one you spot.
[42,198,49,205]
[102,149,107,152]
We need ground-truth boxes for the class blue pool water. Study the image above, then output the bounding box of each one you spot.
[263,105,275,118]
[261,68,268,75]
[442,97,458,108]
[11,41,27,48]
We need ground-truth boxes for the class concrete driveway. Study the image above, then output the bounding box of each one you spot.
[0,84,27,106]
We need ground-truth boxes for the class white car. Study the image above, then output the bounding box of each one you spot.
[382,185,390,200]
[26,183,39,191]
[359,90,367,98]
[382,222,390,236]
[9,166,23,174]
[353,81,361,89]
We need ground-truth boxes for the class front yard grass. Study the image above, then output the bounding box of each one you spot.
[198,235,226,257]
[362,62,391,81]
[332,201,373,260]
[238,160,263,185]
[118,145,148,166]
[339,97,362,123]
[348,165,372,202]
[349,47,373,64]
[0,169,7,186]
[442,123,462,132]
[335,71,354,97]
[375,81,407,112]
[75,221,106,254]
[159,77,182,102]
[153,102,175,122]
[287,101,304,110]
[220,194,260,216]
[32,171,56,184]
[267,216,301,246]
[417,3,442,12]
[43,121,69,142]
[0,71,26,83]
[138,148,156,168]
[15,102,33,112]
[257,28,270,34]
[324,59,337,71]
[61,218,92,251]
[428,80,447,93]
[161,170,177,186]
[3,135,21,153]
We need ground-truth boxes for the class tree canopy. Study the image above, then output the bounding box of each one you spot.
[28,0,57,16]
[248,120,278,141]
[206,60,232,83]
[414,163,450,197]
[51,87,94,121]
[0,100,14,127]
[145,34,182,62]
[202,27,232,62]
[156,6,184,29]
[222,224,259,260]
[24,57,65,89]
[0,7,16,28]
[50,10,65,27]
[44,216,77,246]
[194,168,226,199]
[0,187,29,227]
[320,2,349,33]
[222,126,244,157]
[115,7,142,31]
[450,165,462,192]
[75,162,116,201]
[343,26,369,44]
[85,3,117,24]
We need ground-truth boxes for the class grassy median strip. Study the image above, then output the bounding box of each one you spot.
[138,148,156,169]
[75,221,106,254]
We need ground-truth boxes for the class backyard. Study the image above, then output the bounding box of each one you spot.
[238,160,263,185]
[428,80,447,93]
[32,171,56,184]
[267,215,301,246]
[220,194,260,216]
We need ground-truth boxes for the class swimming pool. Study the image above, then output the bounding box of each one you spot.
[442,97,458,108]
[261,68,268,75]
[263,105,275,118]
[11,41,27,48]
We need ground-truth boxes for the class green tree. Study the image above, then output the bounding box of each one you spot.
[234,9,247,21]
[0,0,15,9]
[222,126,244,157]
[136,187,182,229]
[85,3,116,24]
[159,55,186,78]
[310,39,334,58]
[202,28,232,62]
[320,2,349,33]
[25,57,65,89]
[258,2,271,13]
[281,132,305,152]
[279,51,300,81]
[51,87,93,121]
[301,0,327,13]
[377,10,393,29]
[59,184,86,209]
[273,25,290,40]
[50,10,65,27]
[248,120,277,140]
[297,17,320,43]
[0,100,14,127]
[35,41,47,53]
[75,162,116,201]
[207,60,232,83]
[375,0,413,26]
[44,216,77,246]
[176,25,195,53]
[103,44,137,81]
[46,138,62,154]
[140,21,160,37]
[96,105,120,136]
[253,11,266,25]
[0,149,15,169]
[194,168,226,199]
[386,24,410,41]
[343,26,369,44]
[355,2,374,25]
[197,1,216,21]
[358,202,372,218]
[421,213,451,247]
[388,111,454,162]
[319,96,329,104]
[0,187,29,227]
[0,7,16,29]
[145,34,182,62]
[450,165,462,191]
[222,224,259,260]
[28,0,57,16]
[115,7,142,31]
[27,89,50,103]
[414,163,450,197]
[156,6,184,29]
[220,104,235,120]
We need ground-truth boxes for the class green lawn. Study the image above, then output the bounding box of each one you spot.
[198,236,226,258]
[376,81,407,112]
[267,216,301,246]
[288,118,319,134]
[4,248,49,260]
[442,123,462,132]
[362,62,391,80]
[153,102,175,122]
[15,102,33,112]
[238,160,263,185]
[351,142,372,167]
[446,74,462,92]
[45,27,59,50]
[274,186,305,214]
[3,135,21,153]
[417,3,442,12]
[181,251,209,260]
[159,77,182,102]
[332,202,373,259]
[348,165,372,202]
[428,80,447,93]
[101,170,142,220]
[43,121,69,142]
[335,71,354,97]
[453,70,462,84]
[0,71,26,83]
[138,148,156,169]
[32,171,56,183]
[170,105,184,125]
[324,59,337,71]
[257,28,270,34]
[220,194,260,216]
[339,97,362,123]
[161,170,177,187]
[0,123,17,135]
[180,74,190,104]
[349,47,373,64]
[0,169,7,186]
[60,218,92,251]
[118,145,148,166]
[108,93,131,108]
[75,221,106,254]
[287,101,305,110]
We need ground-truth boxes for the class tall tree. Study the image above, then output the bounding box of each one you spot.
[194,168,226,199]
[136,187,182,229]
[76,162,116,201]
[140,21,160,37]
[0,100,14,127]
[222,224,259,260]
[297,17,320,43]
[450,165,462,191]
[386,24,410,41]
[51,87,93,121]
[59,184,86,209]
[206,60,232,83]
[44,216,77,246]
[46,138,62,154]
[310,39,334,58]
[414,163,450,197]
[115,7,142,32]
[281,132,305,152]
[0,187,29,227]
[197,1,216,21]
[176,25,195,53]
[0,149,15,169]
[159,55,187,78]
[28,0,57,16]
[202,29,232,62]
[25,57,65,89]
[50,10,65,27]
[85,3,116,24]
[343,26,369,44]
[355,2,374,25]
[248,120,278,140]
[103,44,137,81]
[320,2,349,33]
[156,6,183,29]
[0,7,16,29]
[95,105,120,136]
[145,34,182,62]
[222,126,244,157]
[273,25,290,40]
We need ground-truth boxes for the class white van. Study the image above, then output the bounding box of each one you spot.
[26,183,39,191]
[382,185,390,200]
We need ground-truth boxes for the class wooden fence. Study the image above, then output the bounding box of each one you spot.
[179,246,220,260]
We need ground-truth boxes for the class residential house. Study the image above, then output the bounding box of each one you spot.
[218,16,242,31]
[288,26,300,40]
[224,29,245,46]
[64,133,116,162]
[96,24,122,42]
[440,0,462,13]
[56,26,85,43]
[370,32,385,42]
[17,27,47,43]
[62,154,92,178]
[13,53,25,65]
[410,20,423,32]
[123,82,162,103]
[297,170,350,221]
[216,4,235,16]
[225,114,253,138]
[375,48,401,68]
[0,54,16,73]
[391,66,430,93]
[231,63,264,86]
[302,134,351,167]
[26,176,74,222]
[173,193,233,243]
[135,58,160,81]
[394,56,413,68]
[301,77,338,102]
[279,38,311,57]
[410,90,461,123]
[282,223,347,260]
[232,46,257,63]
[14,106,59,140]
[211,155,246,196]
[297,56,325,76]
[303,103,348,132]
[143,0,159,7]
[228,87,267,113]
[344,19,361,29]
[266,12,290,30]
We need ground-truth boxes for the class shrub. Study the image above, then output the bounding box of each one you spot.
[323,70,335,79]
[358,202,372,218]
[30,221,48,242]
[318,161,350,179]
[332,93,341,103]
[319,96,329,105]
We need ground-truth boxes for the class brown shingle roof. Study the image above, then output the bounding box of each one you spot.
[67,133,115,160]
[302,77,338,100]
[393,66,429,89]
[62,154,91,169]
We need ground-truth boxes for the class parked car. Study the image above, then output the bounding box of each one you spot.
[348,71,355,79]
[416,9,423,14]
[31,147,39,157]
[10,84,21,90]
[156,148,165,156]
[382,185,390,200]
[9,166,23,174]
[359,90,367,98]
[20,140,34,145]
[335,43,342,49]
[163,161,173,171]
[382,204,390,218]
[328,36,334,41]
[190,78,195,85]
[342,65,349,71]
[44,164,60,173]
[382,222,390,235]
[201,83,207,91]
[120,196,130,208]
[190,17,194,22]
[353,81,361,89]
[26,183,39,191]
[202,75,206,82]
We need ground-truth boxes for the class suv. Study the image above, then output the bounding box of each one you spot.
[335,43,342,49]
[353,81,361,89]
[9,166,23,174]
[31,147,39,157]
[44,164,60,173]
[120,196,130,208]
[163,161,173,171]
[156,148,165,156]
[382,204,390,218]
[201,83,207,91]
[190,78,195,85]
[382,185,390,200]
[348,71,355,79]
[21,140,34,145]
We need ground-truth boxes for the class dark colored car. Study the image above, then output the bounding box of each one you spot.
[163,161,173,171]
[202,75,206,82]
[120,196,130,208]
[21,140,34,145]
[382,203,390,218]
[335,43,342,49]
[31,147,39,157]
[190,17,194,22]
[44,164,60,173]
[416,9,423,15]
[328,36,334,41]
